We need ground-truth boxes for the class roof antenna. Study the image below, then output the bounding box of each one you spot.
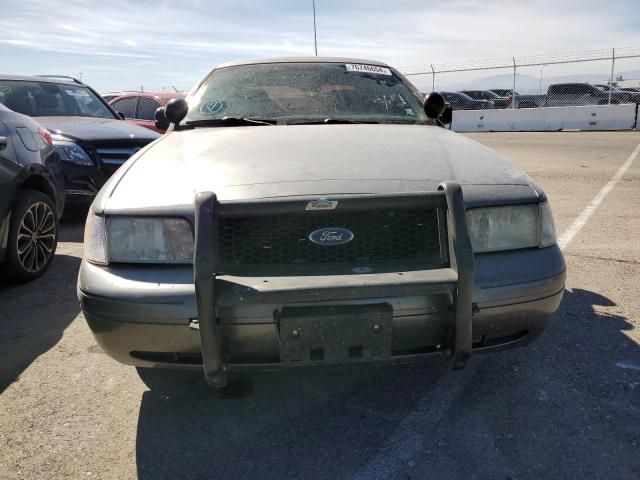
[312,0,318,56]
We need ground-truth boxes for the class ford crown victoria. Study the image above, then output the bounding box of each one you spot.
[78,57,566,388]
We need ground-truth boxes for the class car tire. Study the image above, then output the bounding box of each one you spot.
[4,190,58,282]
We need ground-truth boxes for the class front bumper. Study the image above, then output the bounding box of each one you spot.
[62,162,104,203]
[79,186,566,386]
[78,246,565,368]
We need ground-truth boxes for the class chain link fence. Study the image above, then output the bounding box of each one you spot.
[401,46,640,110]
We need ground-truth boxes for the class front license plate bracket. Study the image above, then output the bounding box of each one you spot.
[279,304,393,366]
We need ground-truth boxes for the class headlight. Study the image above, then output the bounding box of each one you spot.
[83,214,194,264]
[52,135,94,166]
[466,204,539,253]
[107,217,193,263]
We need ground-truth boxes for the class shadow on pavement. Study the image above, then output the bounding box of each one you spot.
[59,204,89,243]
[0,254,82,393]
[134,288,640,480]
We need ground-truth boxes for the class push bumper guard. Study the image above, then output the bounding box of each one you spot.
[193,182,474,388]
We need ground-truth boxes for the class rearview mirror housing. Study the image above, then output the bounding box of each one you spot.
[165,98,189,125]
[440,105,453,125]
[423,92,446,119]
[154,107,170,131]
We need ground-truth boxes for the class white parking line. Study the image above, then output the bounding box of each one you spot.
[558,142,640,252]
[352,361,484,480]
[616,361,640,372]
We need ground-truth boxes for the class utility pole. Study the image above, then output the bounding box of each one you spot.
[312,0,318,56]
[431,64,435,92]
[608,48,615,105]
[512,57,517,108]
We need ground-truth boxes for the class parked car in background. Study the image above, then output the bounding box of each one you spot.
[0,103,63,281]
[109,92,186,133]
[594,84,640,103]
[490,89,520,97]
[460,90,511,108]
[0,75,159,205]
[101,91,139,102]
[440,91,494,110]
[514,83,638,108]
[79,57,564,389]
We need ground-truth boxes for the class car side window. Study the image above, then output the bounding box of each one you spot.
[112,97,137,118]
[137,97,161,120]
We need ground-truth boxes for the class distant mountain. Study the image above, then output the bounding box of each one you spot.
[426,69,640,94]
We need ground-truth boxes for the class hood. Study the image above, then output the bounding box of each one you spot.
[37,116,160,143]
[101,124,535,212]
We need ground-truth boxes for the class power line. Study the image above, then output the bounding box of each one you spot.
[401,45,640,76]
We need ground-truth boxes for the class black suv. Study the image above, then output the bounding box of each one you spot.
[0,103,64,281]
[0,76,159,204]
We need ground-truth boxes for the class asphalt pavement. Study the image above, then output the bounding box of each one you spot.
[1,131,639,480]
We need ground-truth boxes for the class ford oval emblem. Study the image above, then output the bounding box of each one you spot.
[308,227,354,246]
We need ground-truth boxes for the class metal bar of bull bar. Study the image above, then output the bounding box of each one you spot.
[194,192,226,388]
[193,183,474,387]
[438,182,474,369]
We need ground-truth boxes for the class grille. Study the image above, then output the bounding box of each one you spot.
[95,146,143,166]
[219,208,442,270]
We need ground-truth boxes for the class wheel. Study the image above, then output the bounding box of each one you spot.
[3,190,58,282]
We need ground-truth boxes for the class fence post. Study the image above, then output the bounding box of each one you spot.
[431,64,435,92]
[512,57,517,109]
[608,48,615,105]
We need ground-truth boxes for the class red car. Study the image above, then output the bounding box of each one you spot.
[109,92,185,133]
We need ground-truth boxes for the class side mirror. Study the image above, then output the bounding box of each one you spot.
[165,98,189,125]
[423,92,446,119]
[154,107,170,131]
[116,111,125,120]
[440,105,453,125]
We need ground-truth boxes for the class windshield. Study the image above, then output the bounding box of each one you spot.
[0,80,116,119]
[185,62,427,125]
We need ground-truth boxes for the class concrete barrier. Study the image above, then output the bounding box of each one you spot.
[452,104,638,132]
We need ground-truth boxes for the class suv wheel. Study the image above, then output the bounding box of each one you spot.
[4,190,58,282]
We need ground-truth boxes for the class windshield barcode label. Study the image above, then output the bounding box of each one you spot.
[345,64,392,75]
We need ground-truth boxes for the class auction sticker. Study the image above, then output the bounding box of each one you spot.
[345,64,392,75]
[65,89,90,97]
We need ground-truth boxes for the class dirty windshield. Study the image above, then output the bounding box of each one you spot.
[185,62,427,125]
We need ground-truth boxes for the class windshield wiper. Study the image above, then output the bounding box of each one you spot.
[287,118,379,125]
[183,117,277,128]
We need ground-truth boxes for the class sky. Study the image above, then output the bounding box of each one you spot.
[1,0,639,93]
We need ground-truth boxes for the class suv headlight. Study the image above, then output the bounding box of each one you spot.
[83,212,194,264]
[52,135,94,166]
